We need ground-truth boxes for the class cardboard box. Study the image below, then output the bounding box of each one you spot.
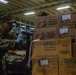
[32,58,58,75]
[33,27,58,40]
[58,25,76,38]
[59,12,76,26]
[58,38,75,58]
[59,58,76,75]
[35,15,59,29]
[46,15,59,27]
[32,38,75,58]
[32,39,59,58]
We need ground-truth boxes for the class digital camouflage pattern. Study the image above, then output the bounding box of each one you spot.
[0,29,17,50]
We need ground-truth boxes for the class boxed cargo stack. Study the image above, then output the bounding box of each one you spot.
[32,12,76,75]
[32,38,75,59]
[32,14,59,75]
[34,27,58,40]
[34,15,59,40]
[59,12,76,26]
[32,57,58,75]
[35,15,59,29]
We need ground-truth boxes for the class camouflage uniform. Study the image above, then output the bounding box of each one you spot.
[0,29,17,74]
[0,29,17,58]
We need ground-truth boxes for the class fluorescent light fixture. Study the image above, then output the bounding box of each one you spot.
[24,12,35,15]
[57,6,70,10]
[0,0,8,4]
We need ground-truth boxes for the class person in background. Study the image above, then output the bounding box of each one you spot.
[17,31,27,50]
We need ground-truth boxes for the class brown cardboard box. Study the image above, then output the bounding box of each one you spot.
[32,38,75,58]
[59,12,76,26]
[59,58,76,75]
[58,25,76,38]
[33,27,58,40]
[32,58,58,75]
[32,39,59,58]
[58,38,75,58]
[35,15,59,29]
[46,15,59,27]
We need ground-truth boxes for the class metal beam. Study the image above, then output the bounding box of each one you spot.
[31,0,44,4]
[18,0,34,6]
[70,6,76,11]
[0,0,71,15]
[9,1,23,8]
[49,9,57,14]
[21,0,40,6]
[0,3,11,10]
[10,0,29,7]
[46,9,55,15]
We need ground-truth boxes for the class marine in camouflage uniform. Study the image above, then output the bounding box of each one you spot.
[0,22,17,74]
[0,22,17,57]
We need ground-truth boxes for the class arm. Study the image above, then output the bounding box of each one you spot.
[0,39,16,59]
[0,39,16,50]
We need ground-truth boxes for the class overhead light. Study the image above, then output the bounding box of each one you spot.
[56,5,70,10]
[24,12,35,15]
[0,0,8,4]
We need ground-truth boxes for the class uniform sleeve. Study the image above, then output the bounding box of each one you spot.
[0,39,16,50]
[9,32,17,39]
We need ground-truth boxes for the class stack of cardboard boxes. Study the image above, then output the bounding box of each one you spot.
[32,11,76,75]
[34,15,58,39]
